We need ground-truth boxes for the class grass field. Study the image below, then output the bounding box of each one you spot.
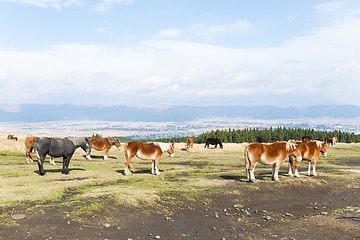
[0,135,360,239]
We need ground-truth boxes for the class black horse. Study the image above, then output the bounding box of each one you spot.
[204,138,223,149]
[34,137,91,175]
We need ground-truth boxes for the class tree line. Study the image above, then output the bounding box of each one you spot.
[149,127,360,144]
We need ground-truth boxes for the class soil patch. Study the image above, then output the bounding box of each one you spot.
[1,176,359,240]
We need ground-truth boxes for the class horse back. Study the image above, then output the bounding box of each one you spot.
[90,138,110,150]
[303,141,321,158]
[126,141,162,157]
[25,136,40,148]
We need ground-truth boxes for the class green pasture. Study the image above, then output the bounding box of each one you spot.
[0,143,359,213]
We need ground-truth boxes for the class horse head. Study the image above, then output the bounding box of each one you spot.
[320,141,328,157]
[168,142,175,158]
[83,137,92,155]
[115,139,121,150]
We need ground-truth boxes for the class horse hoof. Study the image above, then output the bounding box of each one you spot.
[50,163,56,166]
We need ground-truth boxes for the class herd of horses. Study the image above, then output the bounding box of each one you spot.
[6,134,338,182]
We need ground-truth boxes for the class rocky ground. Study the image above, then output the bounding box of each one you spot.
[1,175,359,240]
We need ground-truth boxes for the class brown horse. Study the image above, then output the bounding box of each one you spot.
[7,134,18,141]
[244,141,302,182]
[288,140,327,177]
[86,138,121,160]
[25,136,60,165]
[124,141,175,175]
[302,136,312,143]
[185,138,194,151]
[325,137,338,147]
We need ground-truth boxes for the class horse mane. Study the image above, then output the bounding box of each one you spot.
[285,140,297,151]
[315,140,322,148]
[68,137,88,146]
[152,142,172,153]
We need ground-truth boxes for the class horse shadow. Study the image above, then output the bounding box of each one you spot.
[219,174,248,181]
[220,170,291,183]
[84,155,118,160]
[33,168,85,175]
[115,169,162,175]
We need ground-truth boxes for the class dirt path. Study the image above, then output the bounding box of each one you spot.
[1,175,359,240]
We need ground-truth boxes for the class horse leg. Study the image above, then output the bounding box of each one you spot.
[49,156,56,165]
[26,147,32,164]
[151,160,155,175]
[272,159,285,181]
[247,161,258,183]
[86,153,92,160]
[288,155,294,177]
[293,160,300,178]
[154,157,161,175]
[312,157,318,177]
[124,155,134,175]
[37,155,46,176]
[62,155,72,175]
[104,148,109,160]
[307,160,312,176]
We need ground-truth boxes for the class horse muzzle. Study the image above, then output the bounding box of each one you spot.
[170,153,175,158]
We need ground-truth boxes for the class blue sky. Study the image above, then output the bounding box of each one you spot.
[1,0,360,108]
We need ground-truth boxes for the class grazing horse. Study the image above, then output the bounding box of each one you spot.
[244,141,302,182]
[33,137,91,175]
[86,138,121,160]
[124,141,175,175]
[325,137,338,147]
[204,138,223,149]
[185,138,194,151]
[7,135,18,141]
[302,136,312,143]
[25,136,61,165]
[288,140,327,177]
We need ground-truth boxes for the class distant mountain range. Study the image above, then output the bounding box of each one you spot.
[1,103,360,122]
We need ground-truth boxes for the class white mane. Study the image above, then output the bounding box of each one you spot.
[150,142,172,152]
[285,140,297,151]
[315,140,322,148]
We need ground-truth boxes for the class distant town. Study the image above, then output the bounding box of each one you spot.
[1,117,359,139]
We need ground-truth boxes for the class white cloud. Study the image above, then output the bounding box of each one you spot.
[93,0,133,13]
[314,1,348,14]
[194,20,252,37]
[1,2,360,105]
[0,0,84,9]
[152,29,183,39]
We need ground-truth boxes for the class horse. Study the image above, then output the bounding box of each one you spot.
[325,137,338,147]
[25,136,60,165]
[33,137,91,175]
[185,138,194,151]
[124,141,175,176]
[302,136,312,143]
[204,138,223,149]
[244,141,302,182]
[288,140,327,177]
[86,138,121,160]
[7,134,18,141]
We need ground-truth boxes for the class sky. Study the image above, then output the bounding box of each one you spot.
[0,0,360,108]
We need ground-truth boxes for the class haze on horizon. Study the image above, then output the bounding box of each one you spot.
[1,0,360,108]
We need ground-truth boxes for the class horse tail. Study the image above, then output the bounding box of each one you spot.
[33,142,40,160]
[244,145,251,172]
[124,142,129,159]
